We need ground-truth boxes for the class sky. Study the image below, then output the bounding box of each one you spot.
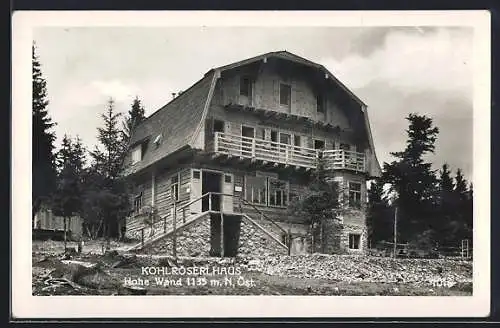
[33,26,473,180]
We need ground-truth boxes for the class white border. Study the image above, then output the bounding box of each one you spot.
[12,10,491,318]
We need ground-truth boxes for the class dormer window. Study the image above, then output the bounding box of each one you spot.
[240,77,252,97]
[131,144,142,164]
[153,134,162,148]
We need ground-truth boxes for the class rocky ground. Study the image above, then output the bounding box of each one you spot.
[32,240,473,296]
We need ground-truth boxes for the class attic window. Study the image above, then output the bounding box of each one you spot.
[131,145,142,164]
[316,93,325,114]
[240,77,252,97]
[280,83,291,106]
[153,134,162,147]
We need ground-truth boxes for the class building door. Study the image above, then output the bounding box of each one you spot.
[221,173,234,213]
[190,169,202,214]
[202,171,222,212]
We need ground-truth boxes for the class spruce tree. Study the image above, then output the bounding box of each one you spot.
[366,179,392,245]
[123,96,146,142]
[437,163,456,245]
[382,113,440,244]
[84,98,130,241]
[32,43,57,224]
[52,135,86,250]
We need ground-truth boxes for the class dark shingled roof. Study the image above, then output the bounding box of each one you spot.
[124,71,215,175]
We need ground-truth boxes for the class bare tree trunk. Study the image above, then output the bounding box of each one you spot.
[85,225,92,239]
[63,217,67,252]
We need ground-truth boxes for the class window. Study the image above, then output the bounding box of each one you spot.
[348,182,362,208]
[268,179,288,207]
[153,134,162,148]
[213,120,225,133]
[316,93,325,113]
[171,174,180,202]
[314,139,325,150]
[134,192,143,214]
[245,176,267,205]
[240,77,252,97]
[241,126,255,138]
[193,170,201,180]
[340,143,351,151]
[279,83,291,106]
[293,135,301,147]
[256,127,265,140]
[279,133,291,145]
[131,145,142,164]
[349,234,361,249]
[224,175,232,183]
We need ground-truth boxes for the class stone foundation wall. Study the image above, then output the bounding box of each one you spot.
[238,218,288,257]
[137,217,211,257]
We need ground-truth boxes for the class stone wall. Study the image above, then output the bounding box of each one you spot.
[238,217,288,257]
[137,217,212,257]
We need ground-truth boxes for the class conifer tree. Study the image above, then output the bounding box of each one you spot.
[32,43,57,224]
[52,135,86,250]
[382,113,440,244]
[123,96,146,142]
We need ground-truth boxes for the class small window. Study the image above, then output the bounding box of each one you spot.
[153,134,162,147]
[348,182,362,208]
[314,139,325,150]
[349,234,361,249]
[213,120,225,133]
[224,175,232,183]
[131,145,142,164]
[134,192,143,214]
[279,83,291,106]
[240,77,252,97]
[193,170,201,179]
[316,94,325,113]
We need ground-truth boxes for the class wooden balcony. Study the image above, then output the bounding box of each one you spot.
[213,132,366,173]
[322,150,366,172]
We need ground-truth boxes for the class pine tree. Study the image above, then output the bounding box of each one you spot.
[52,135,86,250]
[123,96,146,142]
[32,43,57,224]
[382,113,440,244]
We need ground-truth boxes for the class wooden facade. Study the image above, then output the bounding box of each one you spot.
[124,51,381,255]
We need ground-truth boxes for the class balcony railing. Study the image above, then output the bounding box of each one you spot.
[214,132,366,173]
[323,150,365,172]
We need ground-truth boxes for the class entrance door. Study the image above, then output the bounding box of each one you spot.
[202,171,222,212]
[221,173,234,213]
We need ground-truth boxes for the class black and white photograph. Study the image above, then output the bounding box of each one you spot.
[12,11,490,318]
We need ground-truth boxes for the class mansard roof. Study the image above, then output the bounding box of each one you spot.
[124,50,381,177]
